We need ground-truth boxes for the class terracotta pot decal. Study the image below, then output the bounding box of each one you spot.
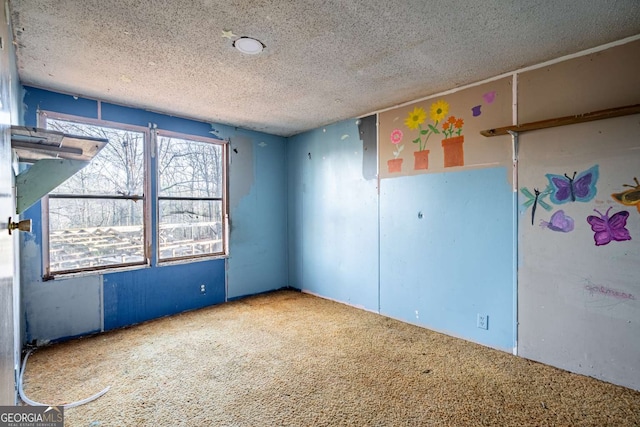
[441,135,464,167]
[387,158,403,173]
[413,150,430,170]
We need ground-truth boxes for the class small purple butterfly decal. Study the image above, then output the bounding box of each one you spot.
[482,91,496,104]
[471,105,482,117]
[586,207,631,246]
[546,165,599,204]
[540,210,574,232]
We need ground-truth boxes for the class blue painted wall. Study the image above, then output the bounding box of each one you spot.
[20,87,287,343]
[287,121,515,351]
[287,119,379,311]
[103,262,225,330]
[227,131,288,299]
[379,168,515,351]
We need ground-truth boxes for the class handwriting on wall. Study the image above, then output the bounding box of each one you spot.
[585,284,636,301]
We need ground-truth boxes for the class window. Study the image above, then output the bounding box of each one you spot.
[43,116,148,275]
[157,132,227,261]
[41,112,227,276]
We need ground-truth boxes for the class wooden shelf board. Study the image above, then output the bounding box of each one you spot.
[480,104,640,137]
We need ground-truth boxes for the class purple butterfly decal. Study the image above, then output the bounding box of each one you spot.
[482,91,496,104]
[586,207,631,246]
[546,165,599,204]
[471,105,482,117]
[540,210,574,232]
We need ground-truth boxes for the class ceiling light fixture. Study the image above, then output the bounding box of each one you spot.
[233,37,265,55]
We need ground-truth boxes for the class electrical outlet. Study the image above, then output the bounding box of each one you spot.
[477,314,488,330]
[200,284,206,294]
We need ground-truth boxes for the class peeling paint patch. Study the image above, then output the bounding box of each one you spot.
[258,141,267,147]
[358,114,377,180]
[228,135,254,210]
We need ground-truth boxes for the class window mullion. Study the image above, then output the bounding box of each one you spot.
[148,127,156,265]
[49,194,144,200]
[157,197,223,201]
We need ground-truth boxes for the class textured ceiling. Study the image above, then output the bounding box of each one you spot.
[9,0,640,137]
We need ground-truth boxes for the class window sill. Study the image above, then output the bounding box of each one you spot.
[43,253,229,280]
[43,263,151,281]
[156,254,228,268]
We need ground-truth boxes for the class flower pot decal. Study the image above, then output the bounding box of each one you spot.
[404,100,449,171]
[442,136,464,167]
[388,129,404,173]
[413,149,430,170]
[441,116,465,167]
[387,158,404,173]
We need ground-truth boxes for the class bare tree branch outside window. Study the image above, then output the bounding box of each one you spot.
[45,118,146,272]
[157,135,224,260]
[42,115,227,274]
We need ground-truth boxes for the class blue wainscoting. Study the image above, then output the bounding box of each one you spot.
[103,261,225,330]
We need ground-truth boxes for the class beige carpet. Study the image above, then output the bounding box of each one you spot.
[21,290,640,426]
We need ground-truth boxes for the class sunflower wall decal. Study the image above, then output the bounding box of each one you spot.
[404,100,450,170]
